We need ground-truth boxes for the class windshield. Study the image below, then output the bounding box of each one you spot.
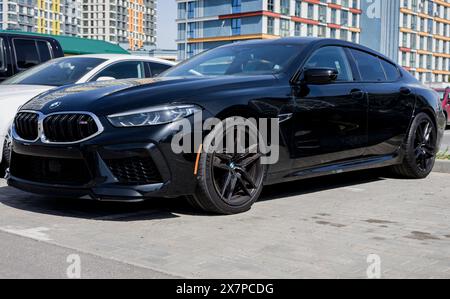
[2,57,107,86]
[163,44,303,77]
[437,91,445,101]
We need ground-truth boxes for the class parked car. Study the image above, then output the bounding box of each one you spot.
[7,38,445,214]
[0,31,64,82]
[0,54,175,175]
[436,87,450,126]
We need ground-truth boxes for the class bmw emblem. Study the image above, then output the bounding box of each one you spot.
[49,101,61,109]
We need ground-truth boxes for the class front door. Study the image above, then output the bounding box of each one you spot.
[291,46,368,170]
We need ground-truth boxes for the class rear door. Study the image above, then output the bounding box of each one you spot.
[349,49,415,156]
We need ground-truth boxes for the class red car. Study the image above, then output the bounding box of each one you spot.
[437,87,450,126]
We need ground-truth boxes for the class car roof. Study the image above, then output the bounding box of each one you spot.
[66,54,175,65]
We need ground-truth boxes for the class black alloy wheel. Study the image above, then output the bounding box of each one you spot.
[188,117,267,214]
[392,113,437,178]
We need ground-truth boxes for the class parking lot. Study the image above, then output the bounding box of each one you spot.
[1,167,449,279]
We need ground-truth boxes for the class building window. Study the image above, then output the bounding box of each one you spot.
[318,25,326,37]
[187,1,195,19]
[295,0,302,17]
[280,19,290,37]
[281,0,290,15]
[232,18,241,35]
[295,23,301,36]
[187,22,196,38]
[267,17,275,35]
[267,0,274,12]
[307,4,314,19]
[232,0,241,14]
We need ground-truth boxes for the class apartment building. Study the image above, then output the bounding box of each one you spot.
[398,0,450,83]
[0,0,80,36]
[177,0,449,83]
[176,0,362,60]
[81,0,157,50]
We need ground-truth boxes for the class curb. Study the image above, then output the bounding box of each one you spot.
[433,159,450,174]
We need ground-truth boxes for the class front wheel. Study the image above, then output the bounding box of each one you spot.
[391,112,437,178]
[188,117,267,215]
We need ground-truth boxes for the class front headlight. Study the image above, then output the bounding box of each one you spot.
[107,104,201,127]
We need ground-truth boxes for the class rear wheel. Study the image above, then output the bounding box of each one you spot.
[391,112,437,178]
[188,117,267,215]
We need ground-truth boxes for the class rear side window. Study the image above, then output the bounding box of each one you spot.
[14,38,53,70]
[380,59,400,81]
[351,49,386,82]
[37,41,52,62]
[0,38,5,71]
[147,62,172,77]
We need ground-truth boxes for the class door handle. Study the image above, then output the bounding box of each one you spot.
[350,89,365,99]
[400,87,412,95]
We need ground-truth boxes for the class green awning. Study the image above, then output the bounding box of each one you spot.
[0,30,129,55]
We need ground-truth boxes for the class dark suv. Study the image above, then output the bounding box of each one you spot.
[0,31,64,82]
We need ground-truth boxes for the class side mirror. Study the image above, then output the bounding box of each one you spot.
[96,76,116,82]
[302,68,338,85]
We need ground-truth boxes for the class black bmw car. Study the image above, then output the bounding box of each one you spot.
[7,38,445,214]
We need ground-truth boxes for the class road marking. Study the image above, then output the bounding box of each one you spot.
[0,226,51,241]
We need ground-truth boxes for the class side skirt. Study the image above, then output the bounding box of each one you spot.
[264,153,403,186]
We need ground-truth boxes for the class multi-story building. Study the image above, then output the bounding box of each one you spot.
[0,0,80,36]
[176,0,363,61]
[177,0,450,83]
[400,0,449,83]
[81,0,157,50]
[361,0,450,83]
[1,0,157,50]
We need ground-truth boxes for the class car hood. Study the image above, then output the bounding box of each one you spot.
[20,76,278,116]
[0,84,54,101]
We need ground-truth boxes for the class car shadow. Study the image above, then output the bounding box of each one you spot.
[0,169,389,221]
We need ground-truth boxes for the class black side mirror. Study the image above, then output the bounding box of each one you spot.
[302,68,339,85]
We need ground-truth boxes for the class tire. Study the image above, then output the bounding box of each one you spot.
[189,117,267,215]
[391,112,437,179]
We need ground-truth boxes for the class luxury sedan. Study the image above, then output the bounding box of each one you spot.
[6,38,445,214]
[0,54,175,175]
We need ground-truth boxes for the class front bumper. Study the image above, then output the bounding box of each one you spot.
[7,117,203,201]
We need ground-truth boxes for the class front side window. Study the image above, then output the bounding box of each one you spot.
[2,57,106,86]
[351,49,386,82]
[163,44,304,77]
[13,38,53,70]
[304,46,353,82]
[92,61,145,81]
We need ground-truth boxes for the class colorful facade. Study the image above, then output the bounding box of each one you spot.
[81,0,157,50]
[0,0,80,36]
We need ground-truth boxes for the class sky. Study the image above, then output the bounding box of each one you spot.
[157,0,177,50]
